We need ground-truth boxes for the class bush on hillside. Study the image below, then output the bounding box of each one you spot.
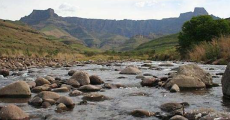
[178,15,230,57]
[189,36,230,63]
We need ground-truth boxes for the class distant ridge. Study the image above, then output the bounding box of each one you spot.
[20,7,217,50]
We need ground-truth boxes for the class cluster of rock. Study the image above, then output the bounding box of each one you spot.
[0,69,112,119]
[0,57,78,71]
[139,64,215,93]
[1,61,230,120]
[131,102,230,119]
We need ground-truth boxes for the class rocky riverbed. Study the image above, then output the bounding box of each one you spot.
[0,61,230,120]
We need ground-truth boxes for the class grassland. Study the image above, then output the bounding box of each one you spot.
[135,34,179,53]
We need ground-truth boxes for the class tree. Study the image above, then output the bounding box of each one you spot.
[178,15,230,57]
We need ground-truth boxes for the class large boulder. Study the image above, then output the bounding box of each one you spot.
[67,79,80,88]
[68,70,76,76]
[57,96,75,108]
[69,90,82,96]
[130,109,155,117]
[35,77,51,86]
[79,85,101,92]
[52,87,69,92]
[222,63,230,98]
[37,91,60,101]
[160,102,183,112]
[32,85,51,93]
[0,81,31,97]
[89,75,104,85]
[141,78,158,87]
[166,64,212,89]
[82,93,110,102]
[166,75,206,89]
[120,66,141,75]
[0,104,29,120]
[170,115,188,120]
[70,71,90,86]
[0,69,10,77]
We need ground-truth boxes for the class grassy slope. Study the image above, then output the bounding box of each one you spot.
[39,24,101,53]
[119,36,151,51]
[0,20,98,57]
[135,34,179,53]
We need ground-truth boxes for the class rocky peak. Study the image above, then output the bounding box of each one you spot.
[20,8,58,25]
[193,7,209,16]
[179,7,209,20]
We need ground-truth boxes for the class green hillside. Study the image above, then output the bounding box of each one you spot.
[0,19,97,57]
[135,34,179,53]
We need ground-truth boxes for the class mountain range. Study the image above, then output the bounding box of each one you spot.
[20,7,215,51]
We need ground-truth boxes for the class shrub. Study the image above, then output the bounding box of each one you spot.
[178,15,230,57]
[189,36,230,62]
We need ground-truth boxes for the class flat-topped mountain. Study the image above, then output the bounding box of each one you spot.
[20,7,215,50]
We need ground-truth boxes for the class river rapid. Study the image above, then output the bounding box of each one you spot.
[0,61,229,120]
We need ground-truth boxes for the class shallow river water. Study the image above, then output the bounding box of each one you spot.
[0,61,229,120]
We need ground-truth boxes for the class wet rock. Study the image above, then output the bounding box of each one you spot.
[221,63,230,98]
[42,101,51,108]
[0,81,31,97]
[170,84,180,93]
[29,97,43,107]
[166,75,206,89]
[50,83,58,88]
[27,81,36,89]
[32,85,51,93]
[120,66,141,75]
[117,76,126,79]
[82,93,110,102]
[70,71,90,86]
[43,99,56,105]
[103,83,126,89]
[0,104,29,120]
[211,83,219,87]
[89,75,104,85]
[160,103,183,112]
[56,103,67,112]
[60,84,72,90]
[184,108,216,120]
[79,85,101,92]
[67,79,80,88]
[216,73,224,76]
[167,64,213,89]
[130,109,155,117]
[35,77,51,86]
[57,96,75,108]
[78,100,87,105]
[170,115,188,120]
[141,78,158,87]
[160,77,168,81]
[45,76,55,84]
[141,64,152,67]
[159,63,174,67]
[143,73,153,76]
[37,91,60,101]
[69,90,82,96]
[0,69,9,77]
[68,70,76,76]
[52,87,69,92]
[136,75,145,79]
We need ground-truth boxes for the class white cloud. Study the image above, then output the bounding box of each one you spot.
[58,3,79,13]
[135,0,159,8]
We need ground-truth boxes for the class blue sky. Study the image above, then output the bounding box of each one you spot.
[0,0,229,20]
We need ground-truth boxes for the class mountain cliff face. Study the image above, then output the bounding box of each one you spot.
[20,7,212,50]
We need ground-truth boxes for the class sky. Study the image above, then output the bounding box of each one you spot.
[0,0,229,21]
